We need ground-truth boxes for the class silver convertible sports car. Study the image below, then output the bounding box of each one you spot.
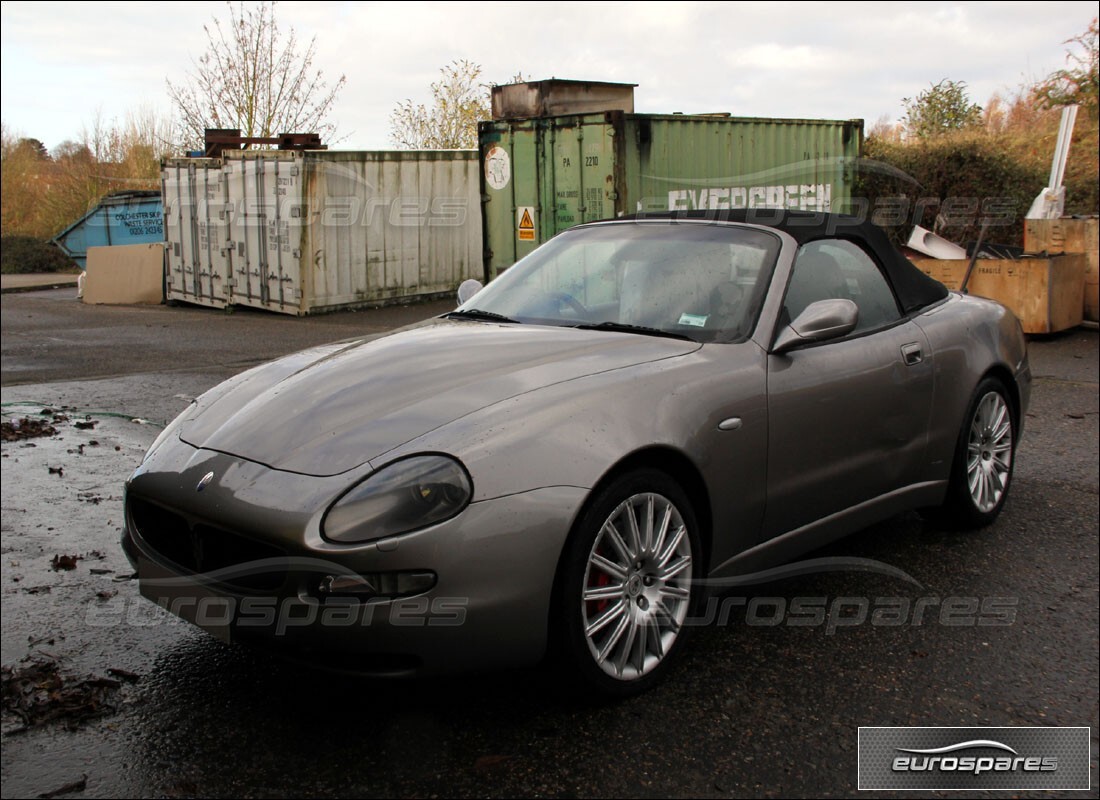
[122,210,1030,694]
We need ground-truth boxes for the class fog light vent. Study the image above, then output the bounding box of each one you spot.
[316,571,436,599]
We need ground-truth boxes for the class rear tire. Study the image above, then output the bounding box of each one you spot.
[939,377,1017,528]
[556,469,702,696]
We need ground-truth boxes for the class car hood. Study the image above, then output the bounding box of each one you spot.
[180,320,700,476]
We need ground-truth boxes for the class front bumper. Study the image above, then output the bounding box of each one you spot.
[123,439,587,676]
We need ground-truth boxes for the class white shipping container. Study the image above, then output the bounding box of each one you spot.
[162,150,482,315]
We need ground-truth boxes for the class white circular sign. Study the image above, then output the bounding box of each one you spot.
[484,145,511,191]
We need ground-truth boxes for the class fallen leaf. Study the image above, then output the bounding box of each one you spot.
[2,418,58,442]
[51,555,82,571]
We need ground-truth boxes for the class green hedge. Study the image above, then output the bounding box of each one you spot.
[857,135,1044,248]
[0,236,79,274]
[856,131,1099,249]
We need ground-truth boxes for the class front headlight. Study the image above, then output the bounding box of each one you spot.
[322,455,472,544]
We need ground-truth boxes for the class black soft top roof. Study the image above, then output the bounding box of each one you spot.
[615,209,949,313]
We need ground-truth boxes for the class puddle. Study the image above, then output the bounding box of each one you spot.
[1,410,154,667]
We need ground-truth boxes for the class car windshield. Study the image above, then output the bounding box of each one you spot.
[455,221,781,342]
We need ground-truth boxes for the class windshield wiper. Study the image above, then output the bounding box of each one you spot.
[572,321,694,341]
[444,308,521,324]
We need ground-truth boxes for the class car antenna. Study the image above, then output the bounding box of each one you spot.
[959,220,990,295]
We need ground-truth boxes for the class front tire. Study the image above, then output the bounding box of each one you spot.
[941,377,1017,528]
[557,469,701,696]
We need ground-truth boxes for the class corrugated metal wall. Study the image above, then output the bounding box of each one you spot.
[162,150,483,315]
[626,115,861,215]
[301,150,482,312]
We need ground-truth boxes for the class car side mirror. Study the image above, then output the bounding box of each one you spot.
[773,298,859,354]
[456,279,483,306]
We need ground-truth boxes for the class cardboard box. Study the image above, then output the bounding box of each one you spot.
[911,255,1086,334]
[83,243,164,305]
[1024,217,1099,322]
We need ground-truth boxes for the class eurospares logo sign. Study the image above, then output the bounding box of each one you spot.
[857,727,1090,790]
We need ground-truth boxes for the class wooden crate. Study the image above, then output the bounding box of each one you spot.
[1024,217,1099,322]
[912,255,1087,334]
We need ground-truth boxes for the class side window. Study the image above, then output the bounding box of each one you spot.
[783,239,902,334]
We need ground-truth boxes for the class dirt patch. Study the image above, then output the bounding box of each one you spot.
[1,417,59,442]
[1,658,123,733]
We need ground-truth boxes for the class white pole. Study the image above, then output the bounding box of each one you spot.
[1049,105,1078,192]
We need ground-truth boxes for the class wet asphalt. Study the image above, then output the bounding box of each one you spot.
[1,289,1097,799]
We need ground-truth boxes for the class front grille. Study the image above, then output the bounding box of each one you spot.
[128,495,288,592]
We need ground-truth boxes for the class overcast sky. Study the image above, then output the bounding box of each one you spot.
[1,1,1095,153]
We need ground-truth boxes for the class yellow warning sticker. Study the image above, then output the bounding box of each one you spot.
[517,206,535,241]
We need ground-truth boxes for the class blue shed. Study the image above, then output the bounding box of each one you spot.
[52,190,164,269]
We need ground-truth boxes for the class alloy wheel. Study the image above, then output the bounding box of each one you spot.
[966,391,1013,514]
[580,492,693,681]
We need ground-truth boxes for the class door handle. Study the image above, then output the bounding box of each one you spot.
[901,343,923,366]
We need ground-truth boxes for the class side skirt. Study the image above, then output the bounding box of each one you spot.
[707,481,947,582]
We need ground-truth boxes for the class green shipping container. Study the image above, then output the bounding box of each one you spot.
[478,112,864,277]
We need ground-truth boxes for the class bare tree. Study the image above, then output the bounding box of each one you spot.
[167,1,347,149]
[867,114,902,142]
[390,61,523,149]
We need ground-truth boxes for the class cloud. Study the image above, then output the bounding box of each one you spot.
[1,0,1096,151]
